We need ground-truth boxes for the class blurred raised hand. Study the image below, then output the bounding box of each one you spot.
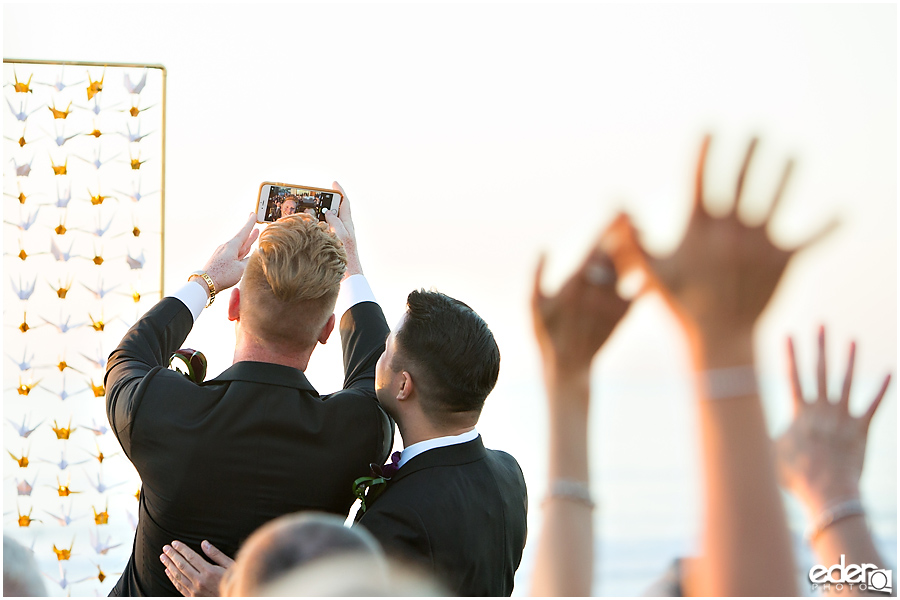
[776,326,891,516]
[605,136,836,367]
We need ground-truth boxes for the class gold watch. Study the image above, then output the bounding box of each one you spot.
[188,271,216,307]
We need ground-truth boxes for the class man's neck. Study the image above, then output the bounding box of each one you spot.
[396,411,478,448]
[232,335,313,371]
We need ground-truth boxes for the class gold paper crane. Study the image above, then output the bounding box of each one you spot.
[57,359,74,372]
[19,312,30,333]
[89,442,112,464]
[16,191,27,203]
[48,101,73,119]
[132,225,141,237]
[89,314,106,332]
[13,72,34,93]
[16,377,40,396]
[93,501,109,525]
[54,278,74,299]
[92,253,104,266]
[8,449,29,468]
[88,379,105,397]
[56,476,80,496]
[130,287,142,303]
[16,135,26,147]
[130,156,147,170]
[50,156,67,175]
[86,70,104,100]
[51,419,75,440]
[89,189,110,205]
[92,564,108,583]
[55,216,68,236]
[135,488,141,502]
[18,507,41,527]
[52,540,74,561]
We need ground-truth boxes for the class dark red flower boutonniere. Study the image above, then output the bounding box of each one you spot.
[353,451,401,516]
[169,348,207,384]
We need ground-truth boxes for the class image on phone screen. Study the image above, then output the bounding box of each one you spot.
[262,185,338,222]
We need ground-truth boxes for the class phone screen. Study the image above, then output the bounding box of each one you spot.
[262,185,339,222]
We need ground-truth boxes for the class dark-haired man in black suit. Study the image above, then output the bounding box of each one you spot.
[161,290,527,597]
[355,289,528,596]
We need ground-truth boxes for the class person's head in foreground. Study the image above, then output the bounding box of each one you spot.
[3,535,47,597]
[260,553,448,596]
[375,289,500,431]
[232,214,345,363]
[220,512,384,596]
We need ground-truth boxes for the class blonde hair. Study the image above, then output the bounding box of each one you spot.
[241,214,346,351]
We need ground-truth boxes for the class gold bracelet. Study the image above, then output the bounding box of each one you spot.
[188,271,216,307]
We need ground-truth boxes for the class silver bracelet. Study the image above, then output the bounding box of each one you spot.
[702,365,758,400]
[807,498,865,542]
[543,479,595,509]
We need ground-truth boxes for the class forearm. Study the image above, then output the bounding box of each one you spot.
[532,367,593,597]
[686,338,797,596]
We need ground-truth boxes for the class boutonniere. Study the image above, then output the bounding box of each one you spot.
[169,348,207,384]
[353,451,401,515]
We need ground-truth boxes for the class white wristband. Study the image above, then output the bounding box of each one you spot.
[807,498,865,542]
[542,479,595,509]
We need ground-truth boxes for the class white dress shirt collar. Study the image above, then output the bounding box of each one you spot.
[397,428,479,468]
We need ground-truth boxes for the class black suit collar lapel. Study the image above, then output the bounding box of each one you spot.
[391,436,486,484]
[206,361,318,394]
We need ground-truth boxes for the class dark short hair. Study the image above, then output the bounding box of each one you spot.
[393,290,500,420]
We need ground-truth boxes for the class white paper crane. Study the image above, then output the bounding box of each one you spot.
[6,97,42,121]
[121,121,153,143]
[7,415,43,438]
[5,207,40,231]
[10,275,37,300]
[124,69,148,94]
[11,157,33,177]
[50,237,76,262]
[6,348,35,371]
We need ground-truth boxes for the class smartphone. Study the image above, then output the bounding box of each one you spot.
[256,182,342,223]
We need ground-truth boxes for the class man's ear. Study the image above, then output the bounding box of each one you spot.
[228,288,241,322]
[397,371,414,401]
[317,313,336,345]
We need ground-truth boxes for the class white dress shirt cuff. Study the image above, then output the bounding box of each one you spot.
[334,274,377,318]
[168,280,209,324]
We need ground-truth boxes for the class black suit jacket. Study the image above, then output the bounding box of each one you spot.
[358,436,527,596]
[105,297,393,596]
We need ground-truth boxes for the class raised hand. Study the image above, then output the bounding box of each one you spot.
[532,243,630,378]
[323,181,362,278]
[605,136,837,366]
[201,213,260,292]
[776,326,891,515]
[160,540,233,597]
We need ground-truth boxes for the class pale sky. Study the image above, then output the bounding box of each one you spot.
[4,3,897,596]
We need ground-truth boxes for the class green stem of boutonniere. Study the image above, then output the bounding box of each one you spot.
[353,475,388,512]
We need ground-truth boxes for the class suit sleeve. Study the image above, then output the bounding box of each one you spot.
[104,297,194,458]
[339,301,390,391]
[359,503,434,570]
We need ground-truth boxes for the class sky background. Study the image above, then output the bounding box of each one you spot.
[4,3,897,596]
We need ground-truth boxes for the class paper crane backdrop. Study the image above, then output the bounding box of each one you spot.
[4,60,165,597]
